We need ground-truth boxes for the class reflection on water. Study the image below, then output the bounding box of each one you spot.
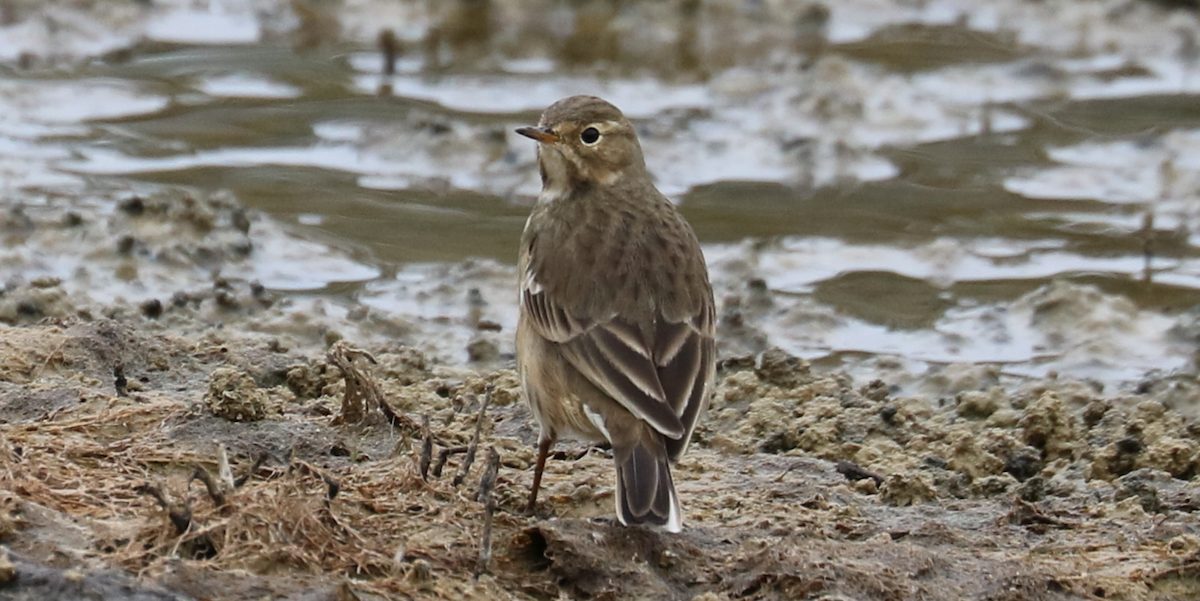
[3,0,1200,392]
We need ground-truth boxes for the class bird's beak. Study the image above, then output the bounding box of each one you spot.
[516,126,560,144]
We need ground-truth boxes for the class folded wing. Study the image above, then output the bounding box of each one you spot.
[521,269,715,451]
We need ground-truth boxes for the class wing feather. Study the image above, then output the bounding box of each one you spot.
[522,272,713,442]
[520,203,715,450]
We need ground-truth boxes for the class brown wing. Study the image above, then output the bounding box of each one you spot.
[520,253,715,448]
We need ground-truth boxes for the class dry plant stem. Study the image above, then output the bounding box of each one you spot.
[453,386,493,487]
[135,481,191,535]
[113,363,128,397]
[337,581,363,601]
[1008,498,1078,529]
[233,451,271,488]
[1151,561,1200,580]
[431,445,468,479]
[475,446,500,577]
[378,394,418,432]
[216,443,235,488]
[191,465,230,508]
[30,339,66,382]
[328,341,418,431]
[419,414,433,481]
[1150,551,1200,580]
[834,460,884,486]
[290,461,341,501]
[328,342,380,425]
[378,28,398,76]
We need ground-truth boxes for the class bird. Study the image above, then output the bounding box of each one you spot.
[515,95,716,532]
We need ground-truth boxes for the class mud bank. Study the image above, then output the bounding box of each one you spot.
[2,316,1200,600]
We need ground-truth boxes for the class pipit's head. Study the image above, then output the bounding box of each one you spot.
[517,95,646,194]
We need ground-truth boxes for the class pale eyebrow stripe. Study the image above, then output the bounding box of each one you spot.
[593,120,621,133]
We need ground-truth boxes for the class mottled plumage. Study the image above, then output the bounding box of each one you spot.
[516,95,716,532]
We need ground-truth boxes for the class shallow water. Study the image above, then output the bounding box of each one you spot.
[4,0,1200,393]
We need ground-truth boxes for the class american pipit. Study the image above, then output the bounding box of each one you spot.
[516,95,716,532]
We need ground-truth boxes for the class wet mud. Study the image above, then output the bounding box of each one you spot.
[4,1,1200,600]
[4,313,1200,600]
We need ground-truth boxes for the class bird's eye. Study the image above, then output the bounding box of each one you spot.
[580,127,600,145]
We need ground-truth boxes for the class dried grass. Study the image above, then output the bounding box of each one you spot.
[0,389,513,598]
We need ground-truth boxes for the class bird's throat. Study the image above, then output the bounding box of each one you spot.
[536,147,574,205]
[535,145,621,205]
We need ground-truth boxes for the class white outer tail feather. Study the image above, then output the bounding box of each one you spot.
[612,462,683,533]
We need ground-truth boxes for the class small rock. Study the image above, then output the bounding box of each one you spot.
[467,337,499,362]
[851,478,878,495]
[205,367,273,421]
[1015,475,1045,502]
[140,298,163,319]
[1018,392,1078,462]
[972,473,1017,497]
[946,431,1004,479]
[119,196,146,215]
[1169,534,1200,555]
[407,558,433,589]
[955,387,1008,419]
[30,276,61,289]
[755,347,811,389]
[879,405,899,424]
[0,548,13,584]
[286,362,342,400]
[0,491,26,541]
[879,472,936,506]
[569,484,594,503]
[1003,448,1042,482]
[860,379,889,402]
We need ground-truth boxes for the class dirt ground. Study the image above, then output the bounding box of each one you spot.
[3,312,1200,601]
[3,0,1200,598]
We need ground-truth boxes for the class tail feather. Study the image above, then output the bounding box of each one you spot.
[614,440,682,533]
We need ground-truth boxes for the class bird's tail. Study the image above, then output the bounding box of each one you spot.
[614,435,682,533]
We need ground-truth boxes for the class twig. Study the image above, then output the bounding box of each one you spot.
[431,446,468,478]
[135,481,192,535]
[1151,562,1200,580]
[453,386,492,487]
[1007,498,1078,529]
[328,342,379,425]
[474,447,500,577]
[291,460,341,501]
[379,28,398,76]
[419,415,432,481]
[191,443,239,508]
[1150,550,1200,580]
[216,442,235,490]
[378,395,419,432]
[113,363,128,397]
[190,465,230,508]
[834,460,885,486]
[30,339,67,382]
[475,447,500,504]
[233,451,271,488]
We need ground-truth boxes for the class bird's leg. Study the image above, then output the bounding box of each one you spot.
[526,433,555,516]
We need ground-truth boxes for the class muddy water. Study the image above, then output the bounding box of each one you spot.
[4,0,1200,394]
